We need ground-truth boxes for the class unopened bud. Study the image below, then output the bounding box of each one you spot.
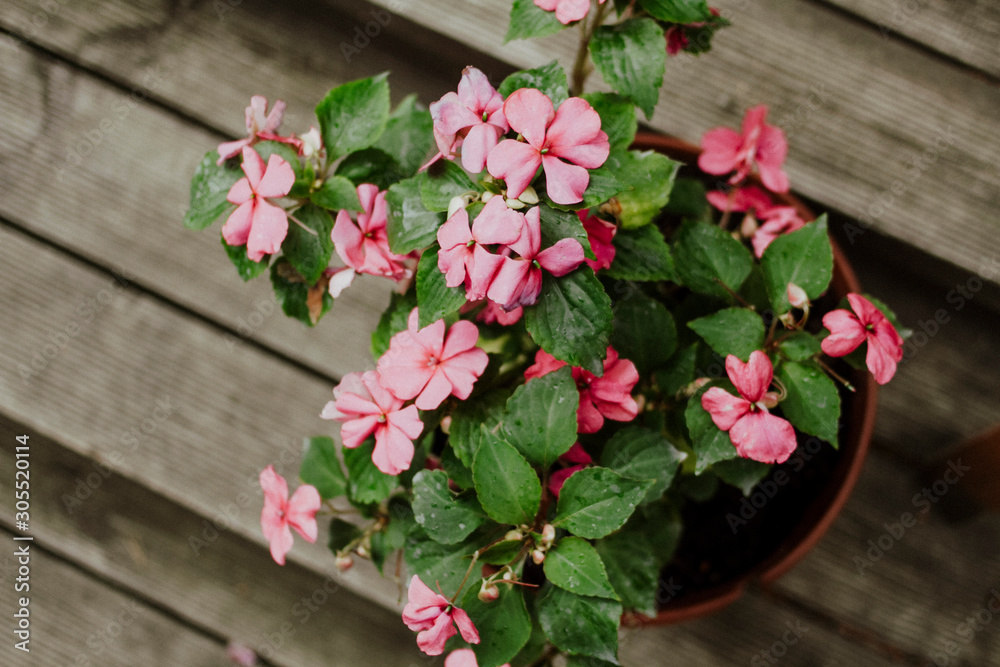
[541,524,555,545]
[787,283,809,309]
[531,549,546,565]
[518,185,539,205]
[440,415,452,434]
[505,197,526,209]
[335,554,354,572]
[481,191,495,203]
[301,126,322,158]
[741,213,759,238]
[759,391,781,409]
[478,581,500,602]
[356,544,369,559]
[448,195,468,219]
[778,311,796,329]
[504,529,522,542]
[502,570,514,581]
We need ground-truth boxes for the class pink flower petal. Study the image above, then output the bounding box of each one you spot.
[416,611,458,656]
[246,199,288,261]
[451,607,480,644]
[503,88,554,148]
[461,122,502,174]
[701,387,751,432]
[488,257,534,310]
[472,196,524,246]
[255,154,296,199]
[340,415,381,449]
[226,177,254,207]
[698,127,741,174]
[549,464,585,497]
[332,209,366,268]
[524,349,567,380]
[222,200,254,247]
[268,523,294,565]
[240,146,266,189]
[725,351,773,403]
[468,246,505,301]
[536,238,585,276]
[285,484,321,543]
[729,411,797,464]
[441,320,481,358]
[541,155,590,205]
[259,465,288,514]
[577,396,605,434]
[445,649,480,667]
[821,309,866,357]
[373,421,416,475]
[487,139,541,201]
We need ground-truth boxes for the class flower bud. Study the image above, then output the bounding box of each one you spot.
[440,415,452,434]
[541,524,555,545]
[478,581,500,602]
[481,191,495,203]
[531,549,546,565]
[518,185,539,205]
[787,282,809,309]
[502,570,514,581]
[447,195,468,219]
[741,213,759,238]
[504,529,523,542]
[335,554,354,572]
[301,126,322,158]
[505,197,526,209]
[356,544,369,559]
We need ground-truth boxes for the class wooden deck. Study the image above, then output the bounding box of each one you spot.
[0,0,998,664]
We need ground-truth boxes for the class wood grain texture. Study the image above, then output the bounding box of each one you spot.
[0,528,228,666]
[0,419,428,667]
[822,0,1000,78]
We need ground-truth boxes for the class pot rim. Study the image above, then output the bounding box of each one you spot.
[624,132,878,625]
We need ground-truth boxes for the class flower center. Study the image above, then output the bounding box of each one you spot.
[377,414,387,424]
[426,355,439,368]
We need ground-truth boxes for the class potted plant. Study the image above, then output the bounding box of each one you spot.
[183,1,907,664]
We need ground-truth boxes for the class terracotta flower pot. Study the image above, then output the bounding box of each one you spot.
[623,132,878,625]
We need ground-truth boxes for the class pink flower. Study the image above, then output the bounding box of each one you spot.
[487,89,609,205]
[474,300,524,326]
[217,96,301,165]
[446,648,510,667]
[223,146,295,262]
[533,0,605,24]
[258,465,320,566]
[525,347,639,434]
[377,309,489,411]
[487,206,585,309]
[579,210,616,272]
[332,184,414,281]
[321,371,423,475]
[430,67,509,173]
[700,352,797,464]
[699,105,789,193]
[750,206,806,258]
[548,443,593,497]
[706,187,805,257]
[437,196,523,300]
[821,293,904,385]
[402,576,480,656]
[706,185,774,215]
[665,26,689,55]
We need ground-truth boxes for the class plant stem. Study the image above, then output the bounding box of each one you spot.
[287,212,318,236]
[816,357,856,392]
[570,0,611,96]
[450,549,480,604]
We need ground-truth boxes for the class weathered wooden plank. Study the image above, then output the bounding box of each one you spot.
[0,528,228,666]
[0,417,896,667]
[0,418,428,667]
[0,221,403,612]
[773,451,1000,666]
[352,0,1000,291]
[822,0,1000,78]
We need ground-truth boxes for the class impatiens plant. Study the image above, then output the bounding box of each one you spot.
[184,1,906,665]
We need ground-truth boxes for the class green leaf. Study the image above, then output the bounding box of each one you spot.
[664,178,709,219]
[253,140,300,168]
[713,458,772,496]
[282,204,334,284]
[374,94,434,176]
[419,159,477,212]
[539,205,594,259]
[439,444,475,490]
[334,147,404,190]
[221,236,269,281]
[497,60,569,106]
[611,291,677,374]
[473,427,542,526]
[639,0,713,23]
[595,531,659,616]
[386,176,445,254]
[411,470,485,544]
[582,93,637,154]
[673,220,754,299]
[384,496,416,550]
[506,0,568,41]
[327,517,362,553]
[502,366,578,469]
[316,73,391,160]
[687,307,766,362]
[404,527,486,596]
[601,427,686,504]
[554,467,649,539]
[371,290,417,359]
[544,537,619,599]
[625,500,682,566]
[609,149,680,229]
[299,436,347,500]
[684,383,740,473]
[537,585,621,663]
[450,390,509,467]
[605,224,677,282]
[567,657,620,667]
[478,539,523,566]
[269,260,331,327]
[591,18,666,119]
[654,343,698,396]
[524,268,613,376]
[775,361,841,447]
[778,331,822,361]
[309,175,362,211]
[761,216,833,314]
[343,441,398,505]
[184,152,241,230]
[415,247,467,327]
[462,584,532,667]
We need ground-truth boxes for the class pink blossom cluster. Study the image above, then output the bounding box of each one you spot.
[321,309,489,475]
[402,575,480,655]
[258,465,320,565]
[705,185,806,258]
[532,0,607,25]
[822,293,904,385]
[430,67,610,206]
